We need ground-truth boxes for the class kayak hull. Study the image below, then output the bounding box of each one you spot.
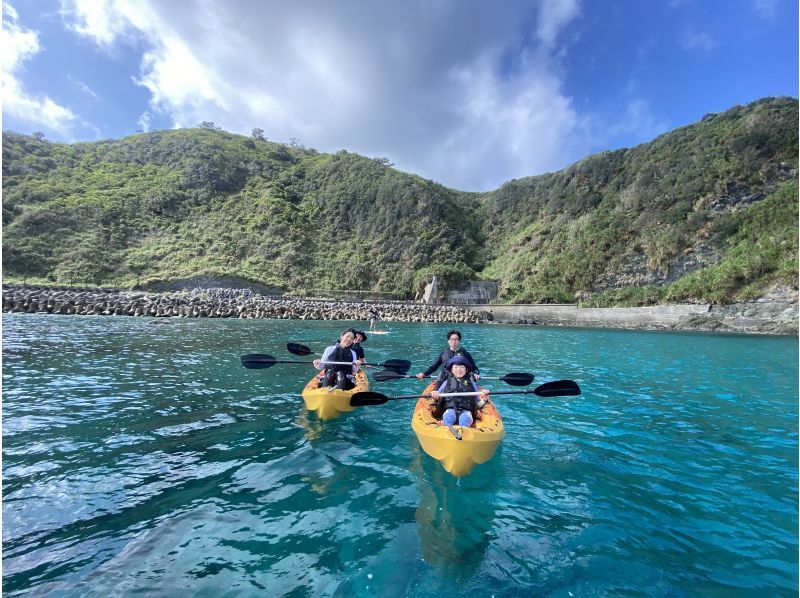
[301,370,369,420]
[411,383,505,477]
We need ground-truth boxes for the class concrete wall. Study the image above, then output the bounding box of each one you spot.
[468,303,711,329]
[447,281,499,304]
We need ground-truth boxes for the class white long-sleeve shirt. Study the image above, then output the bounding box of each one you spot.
[317,345,360,374]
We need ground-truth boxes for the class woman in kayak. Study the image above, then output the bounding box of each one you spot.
[314,329,360,390]
[415,329,481,382]
[429,355,489,427]
[350,329,367,365]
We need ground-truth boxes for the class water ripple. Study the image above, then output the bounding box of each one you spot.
[2,315,797,595]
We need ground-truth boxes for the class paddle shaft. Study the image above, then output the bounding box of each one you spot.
[376,386,577,401]
[384,373,516,380]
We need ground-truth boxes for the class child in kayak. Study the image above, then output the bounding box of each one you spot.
[314,329,360,390]
[415,329,481,383]
[429,355,489,427]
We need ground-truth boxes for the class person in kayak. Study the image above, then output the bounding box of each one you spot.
[368,306,379,332]
[415,329,481,382]
[313,329,360,390]
[350,329,367,365]
[429,355,489,427]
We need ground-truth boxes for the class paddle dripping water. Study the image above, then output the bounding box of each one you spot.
[3,315,797,595]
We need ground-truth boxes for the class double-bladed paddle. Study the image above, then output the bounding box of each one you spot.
[349,380,582,407]
[371,369,534,386]
[286,342,410,373]
[241,353,411,373]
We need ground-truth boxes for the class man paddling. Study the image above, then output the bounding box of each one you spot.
[415,329,480,382]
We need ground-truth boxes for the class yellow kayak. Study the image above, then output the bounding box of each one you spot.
[301,369,369,420]
[411,383,505,477]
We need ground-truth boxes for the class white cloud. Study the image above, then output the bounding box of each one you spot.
[753,0,778,18]
[536,0,580,48]
[136,111,152,132]
[68,74,99,99]
[59,0,585,191]
[2,3,77,136]
[679,28,718,52]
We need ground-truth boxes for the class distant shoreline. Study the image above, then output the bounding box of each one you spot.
[2,284,796,336]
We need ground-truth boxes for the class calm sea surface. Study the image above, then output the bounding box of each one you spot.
[2,314,798,596]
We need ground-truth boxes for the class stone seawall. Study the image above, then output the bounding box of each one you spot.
[3,285,795,335]
[1,286,492,324]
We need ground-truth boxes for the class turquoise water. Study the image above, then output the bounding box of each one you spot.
[3,314,798,596]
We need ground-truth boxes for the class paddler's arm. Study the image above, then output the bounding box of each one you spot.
[464,349,480,380]
[416,351,444,379]
[314,346,335,370]
[428,380,447,406]
[475,385,489,409]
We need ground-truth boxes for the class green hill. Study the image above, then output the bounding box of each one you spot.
[3,97,797,305]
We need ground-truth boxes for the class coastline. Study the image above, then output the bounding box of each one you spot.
[2,284,797,336]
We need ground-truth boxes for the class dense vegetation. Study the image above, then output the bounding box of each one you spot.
[3,97,797,304]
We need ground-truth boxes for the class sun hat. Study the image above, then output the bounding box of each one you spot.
[445,355,472,371]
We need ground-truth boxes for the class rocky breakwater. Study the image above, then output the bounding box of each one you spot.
[1,285,493,324]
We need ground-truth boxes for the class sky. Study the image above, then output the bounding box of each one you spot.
[2,0,797,191]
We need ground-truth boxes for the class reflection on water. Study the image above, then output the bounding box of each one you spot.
[411,441,500,583]
[3,315,797,595]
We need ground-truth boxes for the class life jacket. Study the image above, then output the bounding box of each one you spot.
[441,374,478,416]
[352,343,365,360]
[327,344,354,373]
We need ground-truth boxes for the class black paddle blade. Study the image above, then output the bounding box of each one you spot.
[381,359,411,374]
[532,380,581,397]
[372,370,406,382]
[500,372,535,386]
[287,343,314,356]
[240,354,278,369]
[350,391,391,407]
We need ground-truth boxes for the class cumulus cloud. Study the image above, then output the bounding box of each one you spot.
[59,0,587,190]
[2,3,77,136]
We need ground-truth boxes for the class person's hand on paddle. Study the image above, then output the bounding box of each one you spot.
[415,372,426,379]
[313,358,322,369]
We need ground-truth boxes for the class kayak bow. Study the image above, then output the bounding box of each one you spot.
[411,383,505,477]
[301,370,369,420]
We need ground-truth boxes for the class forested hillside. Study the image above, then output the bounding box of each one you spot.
[478,97,798,304]
[3,130,482,297]
[3,96,797,304]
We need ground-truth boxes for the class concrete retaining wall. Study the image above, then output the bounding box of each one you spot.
[468,303,711,329]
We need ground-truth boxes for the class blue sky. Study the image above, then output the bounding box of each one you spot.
[2,0,797,191]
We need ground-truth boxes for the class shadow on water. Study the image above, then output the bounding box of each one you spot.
[410,441,502,585]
